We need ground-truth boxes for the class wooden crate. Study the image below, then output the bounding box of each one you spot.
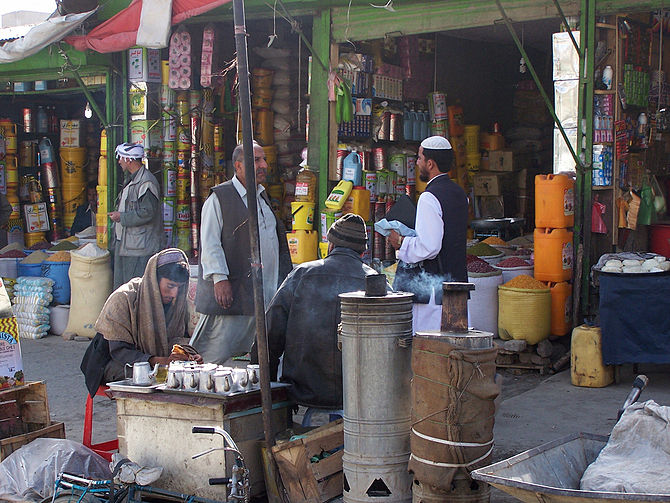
[272,419,344,503]
[0,421,65,460]
[0,381,64,460]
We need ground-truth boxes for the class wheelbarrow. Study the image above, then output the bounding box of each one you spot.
[472,376,670,503]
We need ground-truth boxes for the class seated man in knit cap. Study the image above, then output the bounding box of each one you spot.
[81,248,202,394]
[255,214,380,411]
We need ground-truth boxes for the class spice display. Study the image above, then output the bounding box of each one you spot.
[27,241,51,250]
[46,251,71,262]
[466,242,501,256]
[503,274,547,289]
[0,250,27,258]
[496,257,531,268]
[467,256,496,273]
[482,236,507,246]
[49,241,78,251]
[21,251,48,264]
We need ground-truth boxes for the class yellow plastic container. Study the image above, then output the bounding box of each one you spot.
[547,281,572,336]
[571,325,614,388]
[325,180,353,210]
[62,182,85,229]
[534,227,573,282]
[252,68,274,89]
[464,124,481,154]
[96,213,108,249]
[59,147,87,184]
[264,145,278,179]
[465,152,481,173]
[319,242,329,259]
[5,154,18,184]
[98,156,107,186]
[286,230,318,264]
[498,285,551,344]
[535,174,575,228]
[96,185,107,215]
[451,135,466,167]
[252,109,273,146]
[290,202,315,231]
[342,186,371,221]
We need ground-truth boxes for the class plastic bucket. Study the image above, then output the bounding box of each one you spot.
[59,147,87,184]
[252,109,274,146]
[41,261,71,304]
[286,230,318,264]
[252,87,274,109]
[23,232,46,248]
[49,305,70,336]
[252,68,274,89]
[0,257,19,278]
[291,202,315,231]
[98,156,107,186]
[18,260,43,277]
[650,224,670,258]
[319,242,329,259]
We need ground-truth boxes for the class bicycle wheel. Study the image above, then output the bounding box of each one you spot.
[52,494,104,503]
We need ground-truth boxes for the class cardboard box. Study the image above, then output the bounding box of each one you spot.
[129,82,161,120]
[480,132,505,151]
[473,172,509,196]
[488,150,514,172]
[60,120,83,148]
[128,47,161,83]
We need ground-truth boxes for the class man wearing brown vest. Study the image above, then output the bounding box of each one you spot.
[192,142,291,364]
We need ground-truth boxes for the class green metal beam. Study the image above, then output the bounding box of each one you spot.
[495,0,584,170]
[308,9,331,215]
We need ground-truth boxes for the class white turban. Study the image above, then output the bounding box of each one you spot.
[115,143,144,161]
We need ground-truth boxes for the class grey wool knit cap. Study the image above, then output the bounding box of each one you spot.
[327,213,368,253]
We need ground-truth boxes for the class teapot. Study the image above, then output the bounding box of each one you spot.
[125,361,158,386]
[199,364,217,392]
[246,364,260,390]
[213,370,232,394]
[183,368,200,391]
[166,363,184,389]
[231,368,249,393]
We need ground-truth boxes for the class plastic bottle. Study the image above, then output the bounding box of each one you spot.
[342,151,362,186]
[602,66,613,90]
[412,107,422,141]
[325,179,354,210]
[36,106,48,134]
[420,111,430,140]
[404,109,415,141]
[38,137,54,164]
[48,107,58,133]
[295,165,318,203]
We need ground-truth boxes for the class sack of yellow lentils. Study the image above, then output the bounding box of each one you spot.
[498,275,551,344]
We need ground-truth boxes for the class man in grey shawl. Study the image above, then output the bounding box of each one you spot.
[96,248,202,382]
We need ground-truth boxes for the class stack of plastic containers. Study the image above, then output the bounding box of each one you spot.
[97,130,108,249]
[534,174,575,336]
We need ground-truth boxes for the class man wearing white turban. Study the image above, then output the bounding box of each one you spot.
[389,136,468,332]
[109,143,163,288]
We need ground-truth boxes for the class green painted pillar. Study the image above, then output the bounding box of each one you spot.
[308,9,331,214]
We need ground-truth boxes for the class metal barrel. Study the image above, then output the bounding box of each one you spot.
[339,291,414,503]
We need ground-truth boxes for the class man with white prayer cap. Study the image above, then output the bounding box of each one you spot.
[389,135,468,332]
[109,143,163,289]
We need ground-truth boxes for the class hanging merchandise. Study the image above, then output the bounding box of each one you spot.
[335,78,353,124]
[200,25,216,88]
[637,181,655,226]
[591,198,607,234]
[168,29,192,90]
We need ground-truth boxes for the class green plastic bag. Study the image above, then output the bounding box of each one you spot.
[637,183,655,226]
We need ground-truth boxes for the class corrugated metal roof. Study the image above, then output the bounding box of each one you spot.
[0,24,36,42]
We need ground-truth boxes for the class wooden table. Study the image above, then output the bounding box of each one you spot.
[111,385,292,500]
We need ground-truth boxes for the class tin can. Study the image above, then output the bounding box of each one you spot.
[406,155,417,184]
[388,153,406,176]
[175,201,190,224]
[359,149,371,172]
[389,113,399,141]
[214,151,226,172]
[372,147,386,170]
[213,124,224,150]
[176,150,190,175]
[190,116,200,146]
[22,108,33,133]
[394,176,406,196]
[160,84,176,110]
[378,111,390,140]
[364,170,377,199]
[175,226,191,253]
[191,223,199,258]
[376,170,390,196]
[162,197,176,224]
[374,199,385,222]
[431,119,449,138]
[189,90,202,116]
[164,225,174,248]
[190,169,199,199]
[163,169,177,197]
[162,141,176,164]
[176,175,190,201]
[40,162,59,189]
[374,231,384,260]
[177,126,190,150]
[162,112,177,141]
[176,92,189,126]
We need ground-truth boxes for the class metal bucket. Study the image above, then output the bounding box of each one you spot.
[339,291,414,503]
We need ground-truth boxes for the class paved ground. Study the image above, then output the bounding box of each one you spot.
[16,334,670,502]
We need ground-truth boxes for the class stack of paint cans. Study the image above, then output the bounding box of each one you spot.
[0,123,23,246]
[160,66,177,248]
[199,89,216,204]
[189,89,201,258]
[174,90,191,255]
[36,137,64,241]
[96,131,108,249]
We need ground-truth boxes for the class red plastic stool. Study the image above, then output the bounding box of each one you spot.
[83,385,118,462]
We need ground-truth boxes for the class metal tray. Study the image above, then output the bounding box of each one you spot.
[107,379,163,393]
[156,381,289,400]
